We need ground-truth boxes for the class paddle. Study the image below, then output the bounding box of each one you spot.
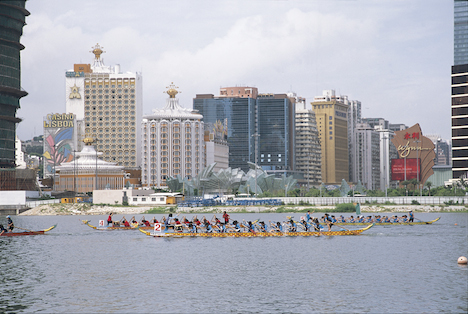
[14,226,41,234]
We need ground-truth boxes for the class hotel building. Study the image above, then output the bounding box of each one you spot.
[141,84,204,188]
[311,90,349,184]
[65,44,142,168]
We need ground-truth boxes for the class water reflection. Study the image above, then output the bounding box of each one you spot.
[0,213,466,313]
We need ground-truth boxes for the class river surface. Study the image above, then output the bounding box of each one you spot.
[0,212,467,313]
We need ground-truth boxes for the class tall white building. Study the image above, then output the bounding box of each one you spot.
[65,43,142,168]
[141,84,205,188]
[354,123,380,190]
[15,136,26,169]
[292,93,321,186]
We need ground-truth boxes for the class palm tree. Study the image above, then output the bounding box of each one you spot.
[425,181,432,196]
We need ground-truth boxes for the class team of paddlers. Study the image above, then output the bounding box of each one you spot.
[105,209,416,233]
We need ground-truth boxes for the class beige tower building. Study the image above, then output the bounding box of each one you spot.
[311,90,349,185]
[65,44,142,168]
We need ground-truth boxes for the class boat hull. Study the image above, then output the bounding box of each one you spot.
[83,221,152,230]
[0,225,57,237]
[139,224,374,237]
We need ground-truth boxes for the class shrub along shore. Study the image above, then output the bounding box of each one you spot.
[18,203,468,216]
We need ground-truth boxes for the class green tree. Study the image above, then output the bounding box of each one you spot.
[425,181,432,196]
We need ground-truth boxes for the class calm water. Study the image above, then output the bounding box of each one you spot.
[0,212,467,313]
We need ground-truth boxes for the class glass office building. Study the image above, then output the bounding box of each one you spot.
[0,1,29,190]
[193,94,256,173]
[256,94,295,172]
[194,88,295,174]
[454,0,468,66]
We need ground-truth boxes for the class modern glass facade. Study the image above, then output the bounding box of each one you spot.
[194,91,296,174]
[193,96,256,172]
[0,1,28,170]
[455,0,468,66]
[257,94,295,172]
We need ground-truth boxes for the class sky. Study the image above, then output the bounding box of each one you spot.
[17,0,453,141]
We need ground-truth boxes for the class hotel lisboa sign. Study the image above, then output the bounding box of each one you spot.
[390,123,435,185]
[43,113,75,128]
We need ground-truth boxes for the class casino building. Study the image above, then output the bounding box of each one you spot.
[141,84,205,188]
[65,44,142,168]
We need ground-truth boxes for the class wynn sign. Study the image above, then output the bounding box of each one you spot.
[390,124,435,185]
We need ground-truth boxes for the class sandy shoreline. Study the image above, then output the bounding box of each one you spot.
[18,203,467,216]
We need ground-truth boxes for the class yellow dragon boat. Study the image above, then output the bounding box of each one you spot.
[138,223,374,238]
[333,217,440,226]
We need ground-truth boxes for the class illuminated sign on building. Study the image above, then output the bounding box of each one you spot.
[391,158,420,181]
[43,113,75,128]
[390,123,435,185]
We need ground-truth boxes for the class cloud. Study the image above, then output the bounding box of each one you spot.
[16,0,452,142]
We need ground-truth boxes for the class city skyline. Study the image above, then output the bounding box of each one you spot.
[17,0,452,141]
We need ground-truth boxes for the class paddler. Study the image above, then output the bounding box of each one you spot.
[122,218,130,227]
[299,218,310,231]
[288,219,297,232]
[409,210,414,222]
[141,216,151,227]
[258,221,268,232]
[0,224,6,235]
[247,221,255,233]
[323,213,334,231]
[232,220,241,232]
[6,215,14,232]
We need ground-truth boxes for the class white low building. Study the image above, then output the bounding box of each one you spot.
[93,188,182,205]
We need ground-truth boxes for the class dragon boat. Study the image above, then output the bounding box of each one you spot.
[138,223,374,238]
[0,225,57,237]
[333,217,440,226]
[82,220,153,230]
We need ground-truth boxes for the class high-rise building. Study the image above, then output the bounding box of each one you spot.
[455,0,468,66]
[0,1,29,190]
[354,123,380,190]
[452,1,468,179]
[194,87,296,175]
[256,93,296,173]
[451,64,468,178]
[292,93,321,186]
[361,117,399,190]
[194,87,257,173]
[65,44,142,168]
[311,90,349,185]
[141,84,205,188]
